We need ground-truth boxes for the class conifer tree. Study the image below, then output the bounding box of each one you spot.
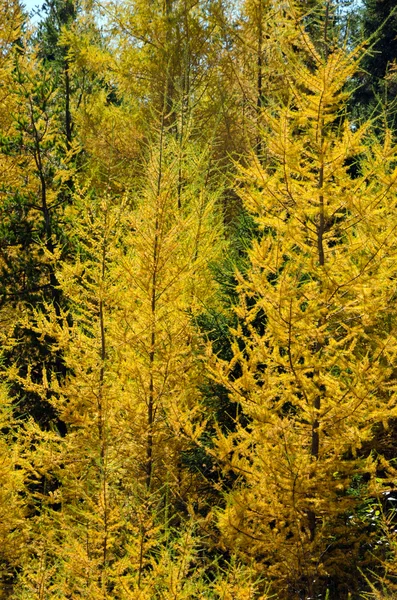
[0,28,79,427]
[61,0,234,196]
[7,1,397,597]
[35,0,78,152]
[113,131,223,497]
[0,0,24,328]
[352,0,397,125]
[210,5,397,598]
[9,129,224,596]
[223,0,290,158]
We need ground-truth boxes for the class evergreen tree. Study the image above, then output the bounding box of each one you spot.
[352,0,397,124]
[0,35,78,427]
[35,0,78,151]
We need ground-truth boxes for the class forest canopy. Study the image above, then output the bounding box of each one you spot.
[1,1,397,599]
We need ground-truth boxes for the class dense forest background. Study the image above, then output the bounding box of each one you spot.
[2,0,397,598]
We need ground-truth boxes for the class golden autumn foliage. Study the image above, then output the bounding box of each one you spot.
[0,386,27,599]
[2,1,397,599]
[7,133,225,597]
[210,8,397,600]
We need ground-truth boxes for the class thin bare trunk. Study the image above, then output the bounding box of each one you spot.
[98,216,109,596]
[256,1,263,158]
[146,116,165,490]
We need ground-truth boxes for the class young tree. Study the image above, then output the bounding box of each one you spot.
[111,130,223,499]
[210,6,397,598]
[9,128,224,596]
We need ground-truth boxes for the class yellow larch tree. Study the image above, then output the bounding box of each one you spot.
[112,129,223,502]
[9,127,224,597]
[61,0,223,195]
[210,5,397,599]
[220,0,292,158]
[9,190,125,599]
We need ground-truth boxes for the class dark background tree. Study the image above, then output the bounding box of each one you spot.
[351,0,397,125]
